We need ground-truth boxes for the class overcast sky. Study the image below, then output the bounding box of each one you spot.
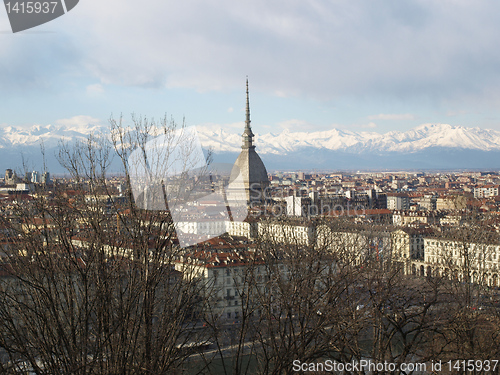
[2,0,500,135]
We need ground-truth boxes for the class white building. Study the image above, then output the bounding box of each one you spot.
[387,195,410,210]
[392,211,440,226]
[258,220,315,246]
[391,228,428,274]
[31,171,40,184]
[316,224,392,265]
[474,185,499,199]
[422,237,500,286]
[174,220,227,236]
[285,195,313,217]
[174,250,276,321]
[41,172,50,184]
[226,220,257,239]
[15,183,33,193]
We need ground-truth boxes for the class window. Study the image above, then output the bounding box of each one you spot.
[227,312,231,319]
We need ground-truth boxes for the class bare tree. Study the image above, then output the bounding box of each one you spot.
[0,115,215,374]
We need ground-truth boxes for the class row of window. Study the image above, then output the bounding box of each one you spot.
[227,311,239,319]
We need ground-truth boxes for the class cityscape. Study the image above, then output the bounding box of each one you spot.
[1,83,500,374]
[4,1,500,374]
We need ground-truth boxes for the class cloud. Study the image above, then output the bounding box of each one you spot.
[57,0,500,105]
[277,119,319,132]
[3,0,500,111]
[194,122,244,134]
[0,32,80,92]
[55,115,104,133]
[337,122,377,130]
[86,83,104,95]
[446,110,467,117]
[367,114,416,121]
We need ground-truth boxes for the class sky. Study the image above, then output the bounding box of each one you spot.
[2,0,500,136]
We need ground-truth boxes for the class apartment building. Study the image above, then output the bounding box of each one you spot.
[386,194,410,210]
[422,237,500,286]
[174,250,280,321]
[474,185,499,199]
[258,220,315,246]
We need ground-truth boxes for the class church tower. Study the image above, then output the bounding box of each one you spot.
[231,79,270,205]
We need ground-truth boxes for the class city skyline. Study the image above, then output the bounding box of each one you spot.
[4,2,500,369]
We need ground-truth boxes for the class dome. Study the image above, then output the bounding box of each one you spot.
[228,79,269,205]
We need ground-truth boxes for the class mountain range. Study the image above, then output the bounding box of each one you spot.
[1,123,500,173]
[198,123,500,154]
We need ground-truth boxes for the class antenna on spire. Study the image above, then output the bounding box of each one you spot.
[245,77,250,128]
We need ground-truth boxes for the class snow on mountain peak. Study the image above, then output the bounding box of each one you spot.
[1,122,500,155]
[197,123,500,154]
[0,122,107,147]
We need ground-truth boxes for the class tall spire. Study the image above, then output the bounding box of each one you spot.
[242,77,254,149]
[245,78,251,127]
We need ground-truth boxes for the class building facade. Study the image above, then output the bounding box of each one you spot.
[174,250,276,321]
[387,194,410,210]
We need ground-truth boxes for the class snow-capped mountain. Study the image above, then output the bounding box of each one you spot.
[2,123,500,172]
[2,122,499,153]
[198,123,500,154]
[0,123,106,148]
